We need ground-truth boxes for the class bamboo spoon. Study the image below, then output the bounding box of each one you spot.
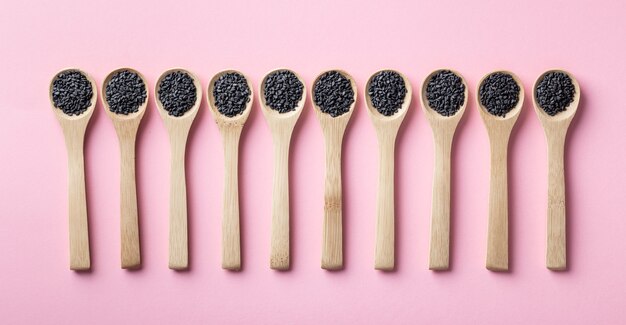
[259,68,307,270]
[365,70,412,271]
[477,71,524,272]
[155,68,202,270]
[532,69,580,271]
[207,70,254,271]
[312,70,357,270]
[420,69,468,270]
[49,68,97,271]
[101,68,148,269]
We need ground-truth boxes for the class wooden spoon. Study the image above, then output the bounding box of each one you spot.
[532,69,580,271]
[476,70,524,272]
[49,68,97,271]
[101,67,148,269]
[259,68,307,270]
[311,69,357,270]
[365,69,412,271]
[155,68,202,270]
[420,69,468,270]
[206,69,254,271]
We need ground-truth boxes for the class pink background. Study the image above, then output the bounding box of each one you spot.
[1,0,625,324]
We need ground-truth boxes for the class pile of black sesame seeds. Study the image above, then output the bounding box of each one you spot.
[535,72,576,116]
[313,71,355,117]
[425,70,465,117]
[479,72,520,117]
[367,70,407,116]
[263,70,304,114]
[212,72,251,117]
[51,70,94,116]
[157,71,197,117]
[105,70,147,115]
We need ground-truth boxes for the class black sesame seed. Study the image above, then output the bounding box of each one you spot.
[425,70,465,117]
[479,72,520,117]
[313,71,355,118]
[263,70,304,114]
[212,72,251,118]
[105,70,147,115]
[535,72,576,116]
[157,71,197,117]
[367,70,407,116]
[51,70,93,116]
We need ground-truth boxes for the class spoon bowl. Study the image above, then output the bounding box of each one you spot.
[476,70,524,272]
[259,68,307,270]
[365,70,412,126]
[207,69,254,271]
[50,68,98,123]
[420,68,468,123]
[155,68,202,124]
[207,69,254,125]
[155,68,202,270]
[477,70,524,124]
[102,67,149,121]
[533,69,580,123]
[532,69,580,271]
[312,69,357,121]
[49,68,98,271]
[311,69,357,270]
[420,68,468,270]
[259,68,307,121]
[101,67,149,269]
[365,69,412,271]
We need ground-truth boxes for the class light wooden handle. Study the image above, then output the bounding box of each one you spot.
[119,136,140,269]
[546,132,567,270]
[66,135,91,271]
[222,129,242,270]
[486,138,510,271]
[429,134,453,270]
[270,137,291,270]
[168,137,189,270]
[322,136,343,270]
[375,133,396,271]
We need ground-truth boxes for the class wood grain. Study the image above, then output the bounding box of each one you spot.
[312,70,357,270]
[49,68,97,271]
[365,70,412,271]
[477,70,524,272]
[155,68,202,270]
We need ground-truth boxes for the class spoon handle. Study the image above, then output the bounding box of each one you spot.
[119,135,141,269]
[546,132,567,270]
[222,129,242,270]
[65,133,91,271]
[270,136,291,270]
[322,135,343,270]
[375,133,396,271]
[429,134,453,270]
[486,137,510,271]
[168,137,189,270]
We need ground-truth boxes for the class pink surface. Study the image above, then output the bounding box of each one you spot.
[1,0,625,324]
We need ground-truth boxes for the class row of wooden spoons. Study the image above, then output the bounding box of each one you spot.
[49,68,579,272]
